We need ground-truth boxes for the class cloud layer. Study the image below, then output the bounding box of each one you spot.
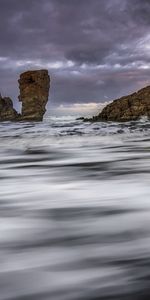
[0,0,150,109]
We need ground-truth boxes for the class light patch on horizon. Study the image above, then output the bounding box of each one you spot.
[51,102,110,116]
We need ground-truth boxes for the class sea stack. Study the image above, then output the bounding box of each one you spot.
[18,70,50,121]
[85,85,150,122]
[0,94,19,121]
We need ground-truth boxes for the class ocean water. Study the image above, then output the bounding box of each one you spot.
[0,116,150,300]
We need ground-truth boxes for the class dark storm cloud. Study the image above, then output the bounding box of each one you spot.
[0,0,150,107]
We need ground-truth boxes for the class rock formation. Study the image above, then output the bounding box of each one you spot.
[0,69,50,122]
[84,85,150,122]
[0,94,19,121]
[18,70,50,121]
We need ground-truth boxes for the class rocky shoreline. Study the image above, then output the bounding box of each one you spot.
[1,72,150,123]
[0,69,50,122]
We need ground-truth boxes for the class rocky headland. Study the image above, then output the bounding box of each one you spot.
[83,85,150,122]
[0,69,50,122]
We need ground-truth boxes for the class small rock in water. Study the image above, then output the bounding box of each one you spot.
[0,95,19,121]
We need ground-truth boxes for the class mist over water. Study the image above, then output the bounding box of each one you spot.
[0,116,150,299]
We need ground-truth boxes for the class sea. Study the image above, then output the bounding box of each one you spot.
[0,115,150,300]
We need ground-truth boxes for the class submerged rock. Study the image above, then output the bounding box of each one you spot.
[85,85,150,122]
[0,95,19,121]
[18,70,50,121]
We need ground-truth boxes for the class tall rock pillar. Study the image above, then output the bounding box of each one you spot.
[18,70,50,121]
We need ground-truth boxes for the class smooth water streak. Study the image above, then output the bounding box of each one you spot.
[0,116,150,299]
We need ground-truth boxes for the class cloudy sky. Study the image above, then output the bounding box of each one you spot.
[0,0,150,114]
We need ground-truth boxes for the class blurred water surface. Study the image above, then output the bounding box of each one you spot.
[0,116,150,299]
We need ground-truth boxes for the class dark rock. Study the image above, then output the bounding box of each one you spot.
[0,95,19,121]
[85,85,150,122]
[76,117,85,120]
[18,70,50,121]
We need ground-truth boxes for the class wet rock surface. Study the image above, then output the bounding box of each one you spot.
[0,94,19,121]
[85,85,150,122]
[18,70,50,121]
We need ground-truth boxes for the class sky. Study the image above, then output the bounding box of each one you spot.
[0,0,150,115]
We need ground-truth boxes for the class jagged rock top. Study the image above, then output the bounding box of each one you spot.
[19,69,50,85]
